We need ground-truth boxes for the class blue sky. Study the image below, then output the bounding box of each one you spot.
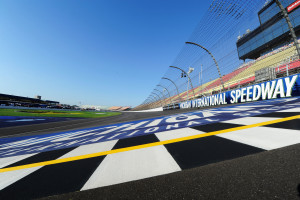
[0,0,211,107]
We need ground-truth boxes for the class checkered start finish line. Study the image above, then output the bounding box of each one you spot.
[0,97,299,158]
[0,97,299,199]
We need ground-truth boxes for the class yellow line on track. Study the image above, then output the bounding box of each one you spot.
[0,115,299,173]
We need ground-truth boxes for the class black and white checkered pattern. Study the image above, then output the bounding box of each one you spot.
[0,106,299,199]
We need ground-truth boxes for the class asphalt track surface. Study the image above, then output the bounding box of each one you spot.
[0,116,81,129]
[0,108,202,138]
[0,99,300,200]
[41,143,300,200]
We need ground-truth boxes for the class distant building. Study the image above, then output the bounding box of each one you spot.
[80,105,109,111]
[0,93,59,107]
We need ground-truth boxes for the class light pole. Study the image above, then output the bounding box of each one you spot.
[152,92,163,107]
[154,89,167,106]
[275,0,300,58]
[162,77,181,102]
[186,67,194,100]
[200,64,203,96]
[186,41,225,90]
[157,84,172,105]
[169,66,196,99]
[149,96,156,108]
[149,97,157,108]
[145,98,152,108]
[144,98,149,104]
[150,94,159,108]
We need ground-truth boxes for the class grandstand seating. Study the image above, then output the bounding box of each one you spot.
[228,76,255,89]
[138,42,300,110]
[108,106,132,111]
[275,59,300,76]
[194,63,252,96]
[186,45,296,99]
[223,46,297,89]
[118,106,131,111]
[199,45,297,94]
[109,106,122,111]
[174,79,219,101]
[224,59,300,90]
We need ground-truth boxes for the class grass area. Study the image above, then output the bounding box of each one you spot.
[0,108,121,118]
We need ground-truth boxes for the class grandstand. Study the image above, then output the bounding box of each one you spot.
[176,42,299,103]
[108,106,131,111]
[212,45,298,92]
[0,93,59,108]
[134,0,300,111]
[118,106,131,111]
[275,59,300,77]
[237,0,300,61]
[108,106,122,111]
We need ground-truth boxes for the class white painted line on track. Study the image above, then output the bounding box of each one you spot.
[0,141,119,190]
[227,107,264,111]
[0,154,37,169]
[223,117,280,125]
[277,107,300,112]
[217,127,300,150]
[81,145,181,190]
[0,167,42,190]
[59,140,118,159]
[155,127,205,141]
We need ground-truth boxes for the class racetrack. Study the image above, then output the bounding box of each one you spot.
[0,107,202,138]
[0,98,299,199]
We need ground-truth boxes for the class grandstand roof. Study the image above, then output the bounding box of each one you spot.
[0,93,59,104]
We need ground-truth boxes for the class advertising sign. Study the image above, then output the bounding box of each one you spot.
[179,74,300,109]
[287,0,300,13]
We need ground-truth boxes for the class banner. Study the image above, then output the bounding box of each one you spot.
[179,74,300,109]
